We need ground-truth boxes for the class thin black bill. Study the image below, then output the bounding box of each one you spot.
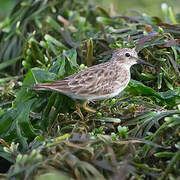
[138,58,153,67]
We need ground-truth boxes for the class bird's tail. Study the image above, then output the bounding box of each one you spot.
[34,79,71,94]
[34,83,55,91]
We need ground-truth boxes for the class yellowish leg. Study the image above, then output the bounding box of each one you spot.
[82,100,96,113]
[75,103,84,120]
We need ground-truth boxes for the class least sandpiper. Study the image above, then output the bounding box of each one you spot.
[34,48,152,119]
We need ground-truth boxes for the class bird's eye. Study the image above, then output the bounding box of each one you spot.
[125,53,130,57]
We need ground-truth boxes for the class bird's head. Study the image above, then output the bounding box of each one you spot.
[112,48,153,67]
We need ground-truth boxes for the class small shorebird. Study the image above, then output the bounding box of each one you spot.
[34,48,152,119]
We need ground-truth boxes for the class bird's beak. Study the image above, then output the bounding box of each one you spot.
[137,58,153,67]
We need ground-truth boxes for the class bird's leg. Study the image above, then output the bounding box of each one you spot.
[75,101,96,120]
[82,100,96,113]
[75,103,84,120]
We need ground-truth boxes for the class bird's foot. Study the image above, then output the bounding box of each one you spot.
[75,100,96,120]
[75,103,84,120]
[82,100,96,113]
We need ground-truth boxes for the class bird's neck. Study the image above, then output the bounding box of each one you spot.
[112,60,132,70]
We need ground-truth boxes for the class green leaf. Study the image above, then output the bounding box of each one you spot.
[168,7,178,24]
[154,152,174,158]
[0,67,58,146]
[15,68,57,105]
[46,16,62,31]
[0,99,37,150]
[164,78,174,90]
[126,80,180,107]
[45,34,66,49]
[0,56,22,70]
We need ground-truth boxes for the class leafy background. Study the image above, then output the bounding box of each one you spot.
[0,0,180,179]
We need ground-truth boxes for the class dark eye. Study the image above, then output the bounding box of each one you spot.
[125,53,130,57]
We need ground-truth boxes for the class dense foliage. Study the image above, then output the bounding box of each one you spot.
[0,0,179,179]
